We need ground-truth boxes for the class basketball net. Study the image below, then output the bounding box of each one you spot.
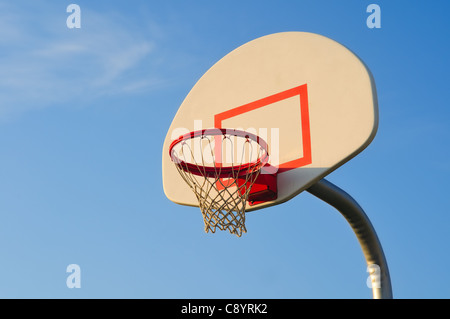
[169,129,268,237]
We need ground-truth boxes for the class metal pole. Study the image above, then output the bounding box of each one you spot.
[307,178,393,299]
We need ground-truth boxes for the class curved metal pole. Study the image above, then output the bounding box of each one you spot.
[307,179,393,299]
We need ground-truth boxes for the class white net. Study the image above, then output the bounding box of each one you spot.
[170,129,268,237]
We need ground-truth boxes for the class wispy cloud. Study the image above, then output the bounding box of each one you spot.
[0,2,165,119]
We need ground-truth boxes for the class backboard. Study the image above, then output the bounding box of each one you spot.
[162,31,378,212]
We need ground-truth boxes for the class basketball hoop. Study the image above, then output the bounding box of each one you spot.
[169,128,269,236]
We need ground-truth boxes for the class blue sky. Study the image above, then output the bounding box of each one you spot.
[0,0,449,299]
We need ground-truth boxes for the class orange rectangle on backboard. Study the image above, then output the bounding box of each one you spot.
[214,84,312,173]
